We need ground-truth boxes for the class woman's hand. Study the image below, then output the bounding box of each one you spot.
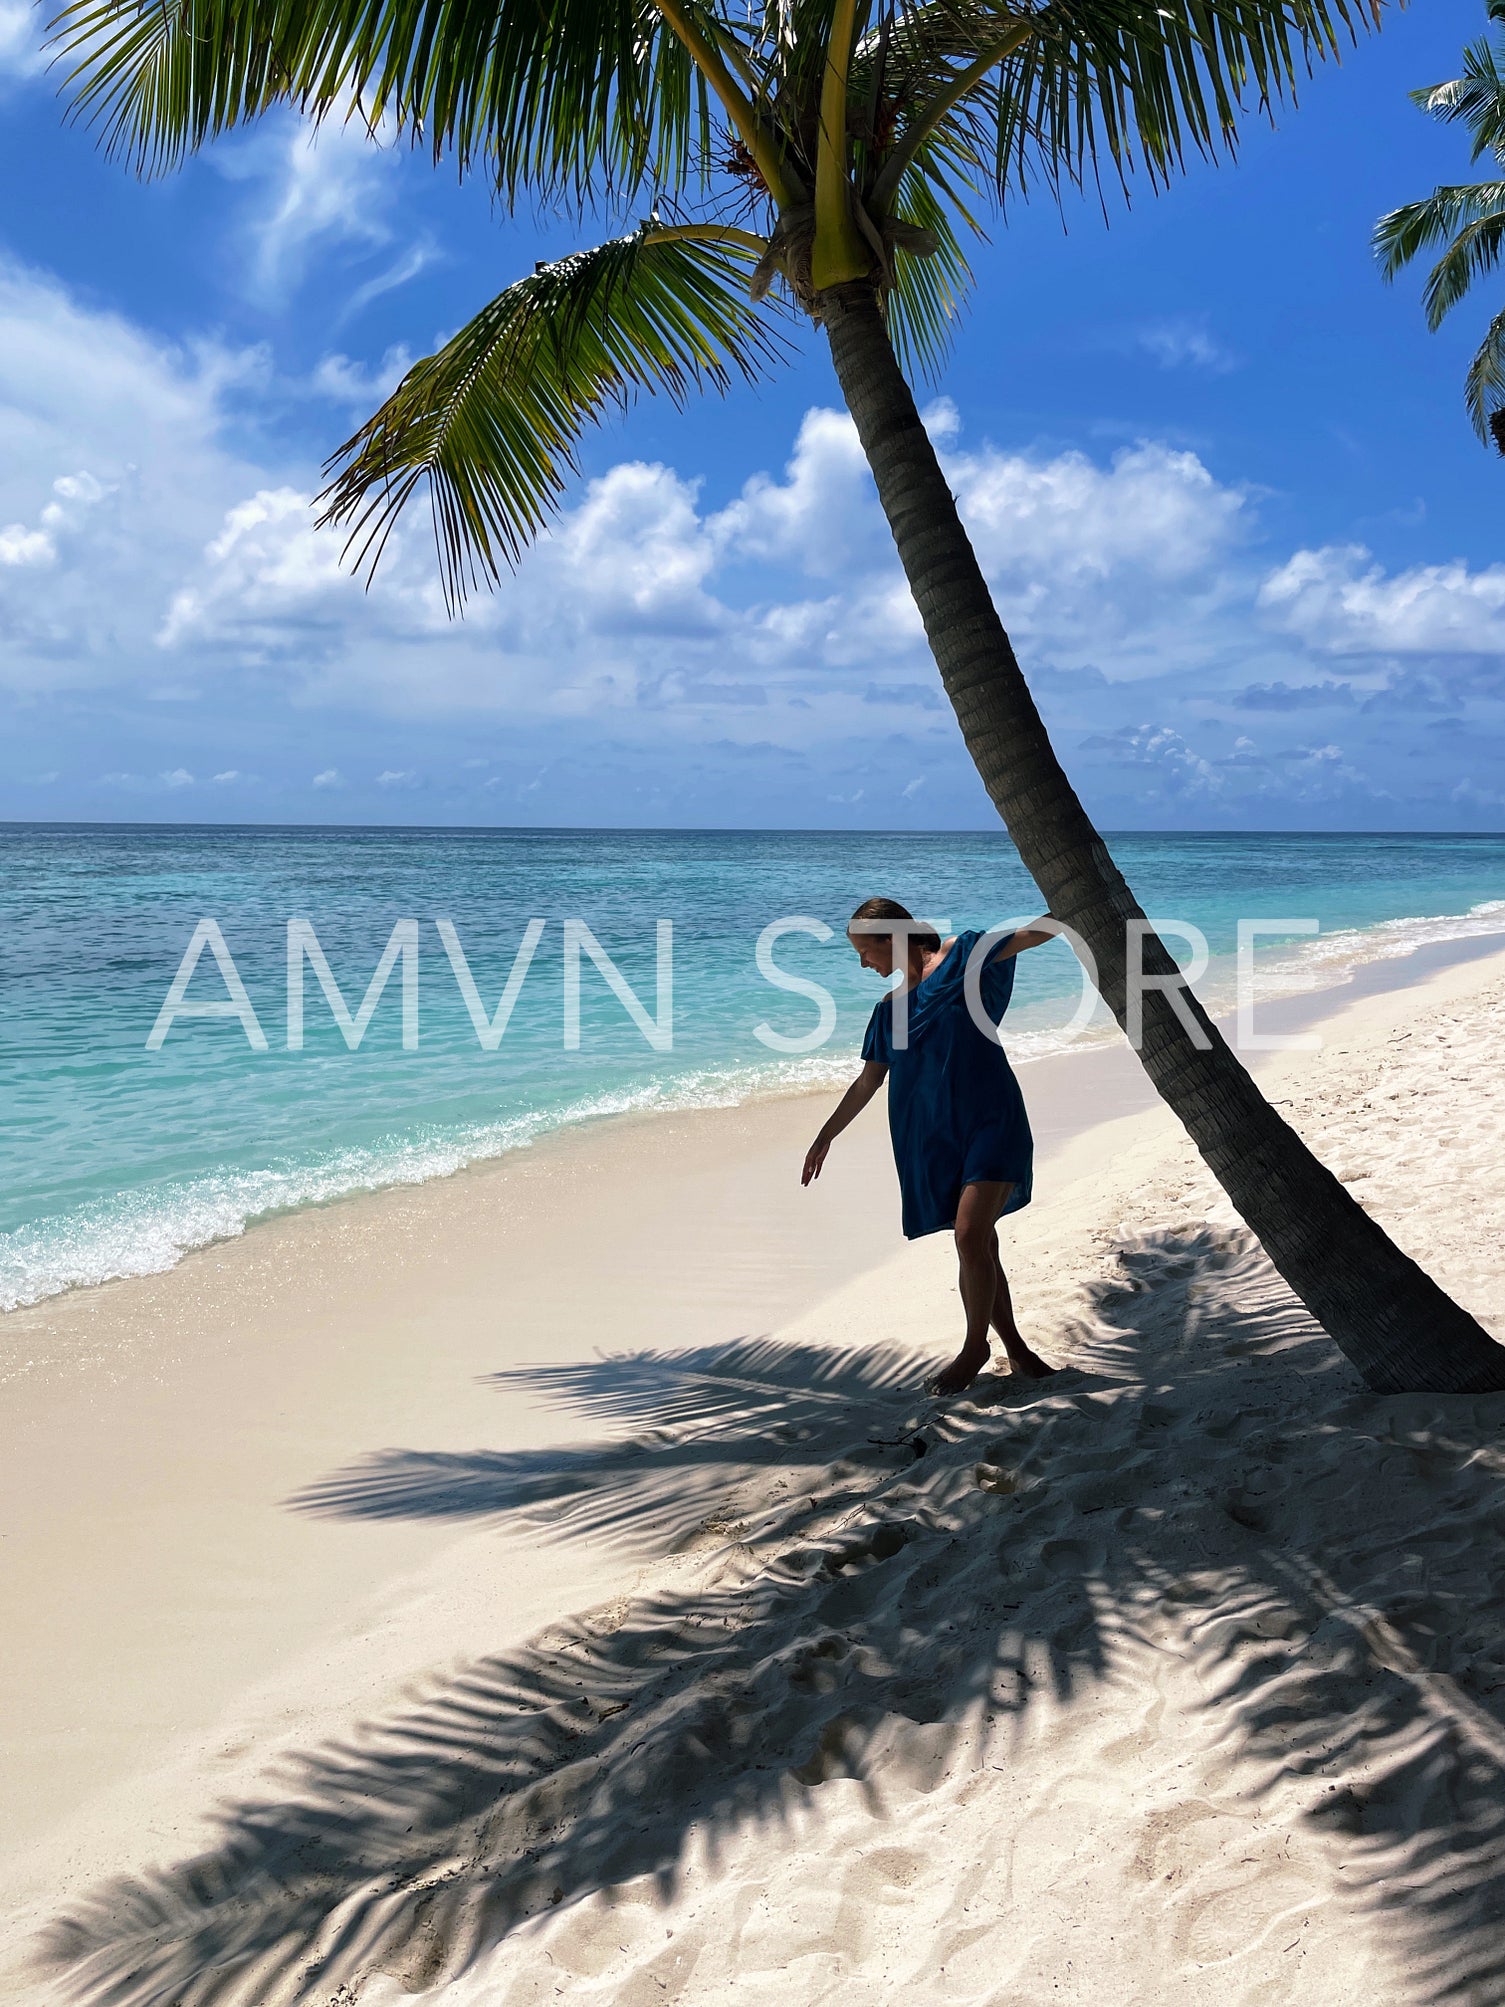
[802,1064,885,1187]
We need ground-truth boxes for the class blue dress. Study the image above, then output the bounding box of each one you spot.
[861,929,1034,1240]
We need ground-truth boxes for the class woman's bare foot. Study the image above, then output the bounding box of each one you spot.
[1002,1340,1054,1380]
[927,1335,992,1397]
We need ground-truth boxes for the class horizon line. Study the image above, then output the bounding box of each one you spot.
[0,819,1503,841]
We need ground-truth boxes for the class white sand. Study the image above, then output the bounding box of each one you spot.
[6,943,1505,2004]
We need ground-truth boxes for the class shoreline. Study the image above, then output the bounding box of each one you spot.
[11,924,1503,1377]
[6,902,1505,1320]
[5,930,1505,1999]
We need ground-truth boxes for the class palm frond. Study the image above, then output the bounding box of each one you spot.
[960,0,1375,203]
[48,0,719,204]
[1374,183,1505,306]
[1421,204,1505,327]
[1464,304,1505,442]
[317,230,792,607]
[749,0,845,121]
[50,0,304,171]
[852,0,1015,131]
[1373,181,1505,326]
[881,148,984,377]
[1411,30,1505,165]
[846,0,1380,220]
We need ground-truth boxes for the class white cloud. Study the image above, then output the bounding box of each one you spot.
[713,406,895,579]
[308,346,413,405]
[956,438,1248,679]
[1278,740,1390,803]
[1260,544,1505,655]
[0,522,52,565]
[952,439,1245,584]
[706,412,1252,685]
[0,262,267,691]
[157,487,370,653]
[340,241,438,323]
[1079,721,1224,796]
[1451,776,1505,810]
[313,768,344,788]
[1133,319,1240,374]
[920,397,962,441]
[161,767,195,787]
[0,0,46,76]
[160,454,725,712]
[0,468,113,568]
[48,470,107,510]
[211,112,407,306]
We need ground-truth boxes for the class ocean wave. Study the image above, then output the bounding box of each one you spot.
[0,1050,861,1313]
[1216,897,1505,999]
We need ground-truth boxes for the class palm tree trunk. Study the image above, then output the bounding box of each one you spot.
[818,277,1505,1395]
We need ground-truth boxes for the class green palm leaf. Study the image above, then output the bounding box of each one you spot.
[49,0,714,202]
[1419,199,1505,326]
[982,0,1374,200]
[316,229,792,607]
[846,0,1373,375]
[1375,183,1505,324]
[53,0,1375,208]
[1410,28,1505,164]
[849,0,1374,212]
[1377,8,1505,448]
[51,0,303,170]
[1465,304,1505,441]
[881,154,984,377]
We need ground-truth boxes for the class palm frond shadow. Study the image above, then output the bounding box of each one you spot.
[35,1225,1505,2006]
[289,1335,958,1555]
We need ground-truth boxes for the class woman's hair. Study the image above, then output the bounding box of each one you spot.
[848,897,941,955]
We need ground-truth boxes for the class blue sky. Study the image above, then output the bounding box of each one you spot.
[0,0,1502,829]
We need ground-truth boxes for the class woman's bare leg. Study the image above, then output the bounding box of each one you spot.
[930,1181,1012,1396]
[989,1249,1053,1378]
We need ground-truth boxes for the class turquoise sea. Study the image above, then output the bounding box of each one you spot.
[2,824,1503,1312]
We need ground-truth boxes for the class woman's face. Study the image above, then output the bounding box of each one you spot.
[848,927,896,978]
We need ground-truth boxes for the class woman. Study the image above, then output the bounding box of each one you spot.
[802,897,1057,1397]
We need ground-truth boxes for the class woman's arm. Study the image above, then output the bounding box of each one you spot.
[802,1061,887,1185]
[990,915,1058,960]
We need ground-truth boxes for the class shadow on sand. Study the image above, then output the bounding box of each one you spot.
[33,1225,1505,2005]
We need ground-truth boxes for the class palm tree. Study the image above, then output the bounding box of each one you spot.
[50,0,1505,1393]
[1375,0,1505,454]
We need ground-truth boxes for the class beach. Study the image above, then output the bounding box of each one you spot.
[4,931,1505,2003]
